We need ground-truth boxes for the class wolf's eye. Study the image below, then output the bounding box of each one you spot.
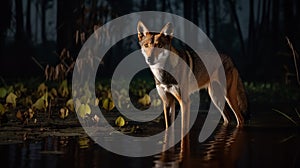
[157,43,163,48]
[144,44,149,48]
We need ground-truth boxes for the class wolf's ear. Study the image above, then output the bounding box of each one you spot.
[160,22,173,36]
[137,21,149,40]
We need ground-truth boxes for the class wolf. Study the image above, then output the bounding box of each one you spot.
[137,21,247,129]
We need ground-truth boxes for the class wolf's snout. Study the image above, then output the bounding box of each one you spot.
[147,57,154,65]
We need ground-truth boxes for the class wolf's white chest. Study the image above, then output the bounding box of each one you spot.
[150,68,163,82]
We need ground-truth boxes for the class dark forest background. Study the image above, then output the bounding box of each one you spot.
[0,0,299,83]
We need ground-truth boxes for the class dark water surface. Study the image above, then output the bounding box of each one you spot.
[0,112,299,168]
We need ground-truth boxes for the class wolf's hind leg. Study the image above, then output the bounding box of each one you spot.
[208,81,229,125]
[225,69,245,126]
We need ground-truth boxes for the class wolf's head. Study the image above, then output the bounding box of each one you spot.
[137,21,174,67]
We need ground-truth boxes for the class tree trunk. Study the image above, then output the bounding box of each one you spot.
[193,0,198,26]
[272,0,279,49]
[205,0,210,36]
[283,0,294,38]
[227,0,245,57]
[211,0,220,47]
[15,0,24,42]
[184,0,192,21]
[162,0,166,11]
[57,0,81,53]
[0,0,12,47]
[248,0,255,60]
[41,0,47,43]
[26,0,32,40]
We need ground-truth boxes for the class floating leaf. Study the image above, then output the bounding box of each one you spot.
[138,94,151,106]
[0,87,7,98]
[6,92,17,108]
[66,99,75,112]
[78,104,91,118]
[102,98,115,111]
[115,116,125,127]
[59,107,69,119]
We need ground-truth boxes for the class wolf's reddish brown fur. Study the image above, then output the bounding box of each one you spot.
[137,21,247,129]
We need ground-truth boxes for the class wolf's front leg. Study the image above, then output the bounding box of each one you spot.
[157,86,176,129]
[179,97,191,163]
[179,97,191,137]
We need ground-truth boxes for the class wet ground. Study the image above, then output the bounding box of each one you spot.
[0,104,299,168]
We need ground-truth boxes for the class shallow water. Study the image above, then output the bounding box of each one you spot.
[0,107,300,168]
[0,125,299,168]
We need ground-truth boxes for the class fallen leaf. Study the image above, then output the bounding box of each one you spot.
[0,87,7,98]
[102,98,115,111]
[78,104,91,118]
[59,107,69,119]
[37,83,48,96]
[115,116,125,127]
[58,80,69,97]
[32,93,48,111]
[66,99,75,112]
[94,98,100,106]
[138,94,151,106]
[6,92,17,108]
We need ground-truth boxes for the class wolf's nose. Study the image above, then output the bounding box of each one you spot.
[147,57,154,64]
